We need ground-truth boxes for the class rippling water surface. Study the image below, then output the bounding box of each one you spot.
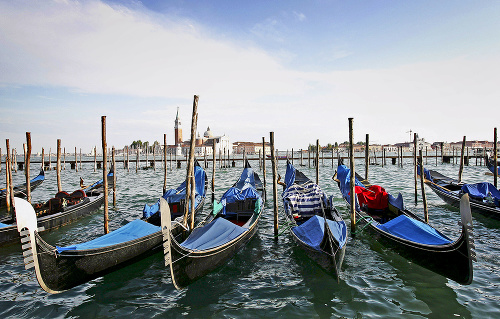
[0,156,499,318]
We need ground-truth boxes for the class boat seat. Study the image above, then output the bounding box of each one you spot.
[225,198,256,213]
[70,189,86,199]
[55,191,70,199]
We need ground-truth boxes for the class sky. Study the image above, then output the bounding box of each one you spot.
[1,0,499,153]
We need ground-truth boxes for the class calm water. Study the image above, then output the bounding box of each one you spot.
[0,157,499,318]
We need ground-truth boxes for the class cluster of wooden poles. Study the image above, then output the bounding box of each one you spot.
[3,98,498,240]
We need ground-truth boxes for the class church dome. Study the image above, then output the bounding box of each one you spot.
[204,126,213,138]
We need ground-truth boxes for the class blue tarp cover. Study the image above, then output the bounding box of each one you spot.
[336,165,366,203]
[56,220,160,252]
[143,164,206,218]
[218,166,261,216]
[461,182,500,202]
[292,215,347,251]
[0,222,10,228]
[180,217,247,251]
[377,215,452,245]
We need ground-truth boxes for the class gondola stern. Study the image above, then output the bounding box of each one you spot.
[160,197,183,290]
[459,193,475,284]
[14,197,61,294]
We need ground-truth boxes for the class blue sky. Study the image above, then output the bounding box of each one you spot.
[1,0,499,153]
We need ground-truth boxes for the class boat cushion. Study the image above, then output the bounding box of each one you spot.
[283,182,326,217]
[56,219,160,252]
[355,185,389,210]
[377,215,452,245]
[292,215,347,251]
[180,217,247,251]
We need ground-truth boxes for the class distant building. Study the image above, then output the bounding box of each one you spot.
[167,110,231,157]
[233,141,271,155]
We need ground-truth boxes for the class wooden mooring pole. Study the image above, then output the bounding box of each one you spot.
[25,133,32,203]
[270,132,279,237]
[365,134,369,181]
[112,147,116,207]
[494,127,498,188]
[212,140,216,203]
[315,139,320,185]
[163,134,167,194]
[262,137,267,201]
[413,133,418,203]
[458,136,466,183]
[349,118,356,235]
[419,150,429,223]
[102,116,109,234]
[57,139,62,192]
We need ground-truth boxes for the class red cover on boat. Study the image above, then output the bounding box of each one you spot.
[355,185,389,210]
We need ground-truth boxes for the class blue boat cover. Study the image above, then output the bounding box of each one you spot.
[217,166,261,216]
[377,215,452,245]
[180,217,247,251]
[143,164,206,218]
[56,219,160,252]
[461,182,500,205]
[292,215,347,251]
[0,222,10,228]
[336,165,366,203]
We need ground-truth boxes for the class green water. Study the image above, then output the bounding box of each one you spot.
[0,158,498,318]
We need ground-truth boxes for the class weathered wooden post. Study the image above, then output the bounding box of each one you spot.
[458,136,466,183]
[13,149,17,172]
[291,148,294,166]
[163,134,168,194]
[0,148,2,173]
[92,146,96,172]
[262,137,267,201]
[57,139,62,192]
[494,127,498,188]
[102,116,109,234]
[136,147,139,173]
[79,148,82,170]
[349,118,356,235]
[414,133,418,203]
[212,140,216,203]
[315,139,320,185]
[153,144,156,171]
[25,133,32,203]
[41,147,45,171]
[185,96,199,229]
[270,132,279,237]
[112,146,116,207]
[300,149,303,166]
[126,146,130,172]
[74,147,78,172]
[5,140,11,212]
[332,149,334,168]
[419,150,429,223]
[365,134,369,181]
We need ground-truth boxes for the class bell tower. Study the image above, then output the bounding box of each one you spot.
[174,107,182,146]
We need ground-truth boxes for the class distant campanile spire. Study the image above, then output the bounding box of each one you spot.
[174,107,182,146]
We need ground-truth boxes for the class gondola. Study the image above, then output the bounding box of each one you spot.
[334,164,475,285]
[0,169,45,207]
[163,160,263,289]
[420,167,500,219]
[14,163,207,293]
[0,167,114,246]
[280,161,347,280]
[485,154,500,175]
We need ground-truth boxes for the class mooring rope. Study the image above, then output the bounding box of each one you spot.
[352,215,375,235]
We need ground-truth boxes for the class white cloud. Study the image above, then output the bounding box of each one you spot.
[0,0,304,102]
[1,0,499,151]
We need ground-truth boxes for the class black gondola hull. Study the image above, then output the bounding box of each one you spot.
[0,194,104,246]
[356,213,473,284]
[169,217,259,289]
[426,181,500,219]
